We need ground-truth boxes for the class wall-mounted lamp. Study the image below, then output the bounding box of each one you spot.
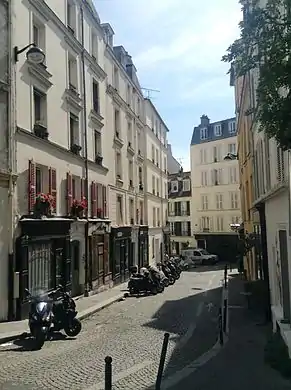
[14,43,45,64]
[224,153,238,161]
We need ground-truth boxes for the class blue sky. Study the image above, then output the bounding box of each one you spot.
[94,0,241,170]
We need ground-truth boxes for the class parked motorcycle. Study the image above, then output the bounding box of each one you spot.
[128,267,161,295]
[165,260,181,280]
[25,288,53,350]
[49,285,82,337]
[147,265,166,291]
[157,263,175,285]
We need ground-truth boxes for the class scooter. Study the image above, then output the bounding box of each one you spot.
[128,268,160,295]
[25,288,53,350]
[49,285,82,337]
[158,263,175,285]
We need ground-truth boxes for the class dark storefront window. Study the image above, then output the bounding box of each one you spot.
[28,241,53,295]
[115,242,121,275]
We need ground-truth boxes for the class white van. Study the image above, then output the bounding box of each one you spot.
[181,248,218,266]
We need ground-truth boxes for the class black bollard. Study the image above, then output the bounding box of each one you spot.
[224,264,227,288]
[155,332,170,390]
[105,356,112,390]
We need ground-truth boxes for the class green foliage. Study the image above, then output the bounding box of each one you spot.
[222,0,291,149]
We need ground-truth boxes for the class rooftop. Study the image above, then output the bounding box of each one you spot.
[191,115,236,146]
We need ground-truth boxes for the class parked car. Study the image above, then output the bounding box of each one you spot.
[184,248,218,266]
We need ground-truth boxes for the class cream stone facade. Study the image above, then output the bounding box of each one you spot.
[190,116,241,236]
[144,99,168,264]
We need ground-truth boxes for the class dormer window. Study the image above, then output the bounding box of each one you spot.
[200,128,208,140]
[171,180,178,192]
[229,121,236,134]
[182,179,190,192]
[214,124,222,136]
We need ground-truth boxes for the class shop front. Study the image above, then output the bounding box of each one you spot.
[88,219,111,291]
[15,218,73,320]
[70,220,86,297]
[110,226,132,285]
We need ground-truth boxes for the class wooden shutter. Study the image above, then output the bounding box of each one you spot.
[80,178,86,217]
[102,185,107,218]
[104,233,109,275]
[49,167,57,213]
[97,183,103,217]
[91,181,97,218]
[66,172,73,215]
[28,160,36,213]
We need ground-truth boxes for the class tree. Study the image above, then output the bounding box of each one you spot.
[222,0,291,150]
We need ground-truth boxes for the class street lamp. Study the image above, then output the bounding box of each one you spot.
[224,153,238,161]
[14,43,45,64]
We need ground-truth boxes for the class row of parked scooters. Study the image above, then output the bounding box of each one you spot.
[127,257,183,295]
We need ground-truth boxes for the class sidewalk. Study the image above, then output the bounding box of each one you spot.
[168,273,291,390]
[0,282,128,344]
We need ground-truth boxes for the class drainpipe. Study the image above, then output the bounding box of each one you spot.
[80,6,89,297]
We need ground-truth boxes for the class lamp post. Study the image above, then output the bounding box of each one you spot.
[14,43,45,64]
[224,153,238,161]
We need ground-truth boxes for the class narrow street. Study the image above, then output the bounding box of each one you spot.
[0,267,224,390]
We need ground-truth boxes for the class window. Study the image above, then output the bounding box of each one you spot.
[156,149,159,167]
[229,121,236,134]
[171,180,178,192]
[200,149,207,164]
[216,193,223,209]
[230,192,238,209]
[228,143,236,154]
[201,195,208,210]
[92,80,99,113]
[116,195,123,225]
[200,216,210,231]
[94,130,102,158]
[152,175,156,195]
[69,113,79,148]
[67,1,76,35]
[137,98,141,116]
[156,177,160,196]
[113,66,119,90]
[231,216,240,224]
[164,157,167,172]
[114,109,120,137]
[212,169,222,185]
[151,144,155,162]
[152,237,155,258]
[129,199,134,224]
[33,19,45,54]
[213,146,218,162]
[214,124,222,136]
[68,56,78,90]
[216,217,224,231]
[229,167,237,184]
[33,88,47,126]
[128,160,133,185]
[201,171,208,186]
[200,128,208,140]
[126,85,131,105]
[116,152,122,179]
[91,31,98,60]
[127,122,132,145]
[153,207,156,227]
[182,179,190,192]
[157,208,160,227]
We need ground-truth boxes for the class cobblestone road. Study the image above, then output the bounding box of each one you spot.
[0,267,224,390]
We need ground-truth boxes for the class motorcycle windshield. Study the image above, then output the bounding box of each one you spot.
[36,302,48,314]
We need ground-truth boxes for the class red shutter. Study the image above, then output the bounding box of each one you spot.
[97,183,103,217]
[80,178,86,217]
[91,181,97,218]
[49,167,57,213]
[28,160,36,213]
[102,185,107,218]
[66,172,73,215]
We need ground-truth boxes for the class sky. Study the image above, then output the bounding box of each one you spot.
[94,0,242,170]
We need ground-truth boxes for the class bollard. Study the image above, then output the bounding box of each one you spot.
[155,332,170,390]
[105,356,112,390]
[219,308,224,345]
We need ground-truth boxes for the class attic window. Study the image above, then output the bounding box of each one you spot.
[182,179,190,192]
[214,124,222,136]
[200,128,208,140]
[171,180,178,192]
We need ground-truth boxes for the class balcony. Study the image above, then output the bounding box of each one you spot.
[116,174,123,187]
[127,141,135,156]
[114,132,124,148]
[137,149,144,162]
[34,122,49,140]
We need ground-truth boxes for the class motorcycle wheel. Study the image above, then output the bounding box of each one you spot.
[151,286,158,295]
[164,279,169,287]
[157,285,164,293]
[169,277,175,285]
[33,329,46,350]
[64,318,82,337]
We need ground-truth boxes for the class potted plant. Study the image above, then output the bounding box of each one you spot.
[71,198,87,217]
[97,207,103,218]
[34,193,53,216]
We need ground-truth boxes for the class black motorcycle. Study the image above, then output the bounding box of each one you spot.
[165,260,181,280]
[128,268,160,295]
[148,266,165,292]
[25,288,53,350]
[158,263,175,285]
[49,285,82,337]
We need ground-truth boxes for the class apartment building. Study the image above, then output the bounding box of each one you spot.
[167,144,181,174]
[144,99,168,264]
[190,115,241,261]
[168,171,194,254]
[102,28,148,275]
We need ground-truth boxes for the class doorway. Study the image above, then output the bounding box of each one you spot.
[71,240,80,297]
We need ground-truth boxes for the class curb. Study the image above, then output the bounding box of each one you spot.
[0,293,126,345]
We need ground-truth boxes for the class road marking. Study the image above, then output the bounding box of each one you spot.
[88,359,153,389]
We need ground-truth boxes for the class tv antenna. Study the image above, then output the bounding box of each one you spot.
[141,87,160,99]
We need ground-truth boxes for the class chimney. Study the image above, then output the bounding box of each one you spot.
[200,115,210,127]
